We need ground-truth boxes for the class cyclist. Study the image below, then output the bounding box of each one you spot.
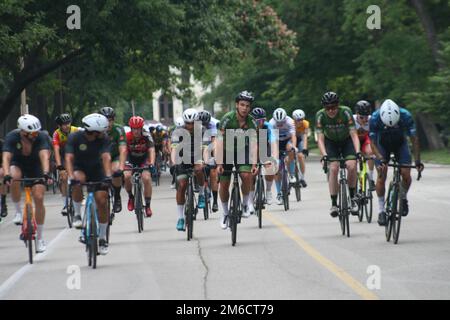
[269,108,297,205]
[153,125,170,168]
[52,113,79,215]
[250,107,277,205]
[171,108,206,231]
[369,99,424,226]
[316,91,361,218]
[198,110,220,212]
[2,114,51,253]
[169,117,184,189]
[353,100,376,191]
[124,116,156,218]
[65,113,112,255]
[292,109,309,188]
[217,91,258,229]
[0,138,7,220]
[99,106,127,214]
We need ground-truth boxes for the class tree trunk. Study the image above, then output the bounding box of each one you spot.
[415,112,445,150]
[409,0,444,71]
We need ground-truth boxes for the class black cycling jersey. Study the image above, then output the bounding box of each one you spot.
[65,131,110,170]
[2,129,50,167]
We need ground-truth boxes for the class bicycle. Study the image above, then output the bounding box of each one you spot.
[323,157,351,237]
[66,182,75,228]
[253,162,267,229]
[124,166,150,233]
[385,156,422,244]
[357,156,373,223]
[76,181,111,269]
[153,150,163,186]
[15,177,45,264]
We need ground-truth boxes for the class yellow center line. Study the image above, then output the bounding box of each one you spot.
[264,212,380,300]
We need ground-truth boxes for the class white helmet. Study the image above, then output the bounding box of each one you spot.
[292,109,306,121]
[17,114,41,133]
[380,99,400,127]
[182,108,198,123]
[273,108,287,122]
[82,113,109,132]
[175,116,184,127]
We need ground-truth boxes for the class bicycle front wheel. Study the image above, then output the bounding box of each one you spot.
[364,174,373,223]
[90,208,98,269]
[255,176,263,229]
[186,182,194,241]
[281,167,289,211]
[26,204,34,264]
[385,182,395,242]
[230,186,239,246]
[393,186,403,244]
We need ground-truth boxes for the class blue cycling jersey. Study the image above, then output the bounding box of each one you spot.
[369,108,416,142]
[262,121,276,144]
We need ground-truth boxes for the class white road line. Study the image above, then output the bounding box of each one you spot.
[0,227,70,299]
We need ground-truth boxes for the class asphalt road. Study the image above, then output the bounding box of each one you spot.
[0,158,449,300]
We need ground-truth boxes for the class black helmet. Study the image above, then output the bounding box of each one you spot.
[198,110,212,126]
[355,100,371,116]
[55,113,72,125]
[235,90,254,103]
[99,106,115,119]
[322,91,339,106]
[250,107,266,120]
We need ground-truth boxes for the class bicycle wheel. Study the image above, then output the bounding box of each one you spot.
[385,182,395,242]
[357,175,364,222]
[134,183,144,233]
[255,175,263,229]
[90,205,98,269]
[203,187,209,220]
[186,182,194,241]
[294,160,301,202]
[67,196,74,228]
[281,166,289,211]
[393,186,403,244]
[364,174,373,223]
[25,204,34,264]
[338,183,347,236]
[230,185,240,246]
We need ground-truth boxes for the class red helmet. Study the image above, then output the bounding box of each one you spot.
[129,116,145,129]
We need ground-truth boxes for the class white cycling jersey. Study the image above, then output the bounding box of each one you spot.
[269,116,295,141]
[203,117,219,142]
[353,115,370,132]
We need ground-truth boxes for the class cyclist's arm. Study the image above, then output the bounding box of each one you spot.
[39,149,51,174]
[101,152,112,177]
[317,133,326,157]
[350,129,361,154]
[52,132,62,167]
[65,153,75,179]
[118,144,127,171]
[148,146,155,166]
[303,129,309,150]
[2,151,12,176]
[410,135,421,163]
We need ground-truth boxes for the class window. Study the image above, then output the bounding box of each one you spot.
[158,94,174,123]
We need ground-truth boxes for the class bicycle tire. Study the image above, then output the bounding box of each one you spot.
[365,174,373,223]
[26,204,33,264]
[186,181,194,241]
[357,174,364,222]
[230,185,239,246]
[256,176,263,229]
[385,182,394,242]
[393,186,403,244]
[294,160,301,202]
[203,187,209,220]
[106,193,111,243]
[90,204,98,269]
[134,183,144,233]
[281,166,289,211]
[67,196,74,228]
[339,183,347,236]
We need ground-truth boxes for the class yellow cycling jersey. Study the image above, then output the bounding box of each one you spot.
[52,126,79,148]
[294,120,310,136]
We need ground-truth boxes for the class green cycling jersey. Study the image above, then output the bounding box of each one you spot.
[315,106,355,142]
[107,123,126,160]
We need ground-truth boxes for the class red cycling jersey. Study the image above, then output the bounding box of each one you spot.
[126,131,154,165]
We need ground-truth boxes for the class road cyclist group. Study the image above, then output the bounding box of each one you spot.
[0,90,425,266]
